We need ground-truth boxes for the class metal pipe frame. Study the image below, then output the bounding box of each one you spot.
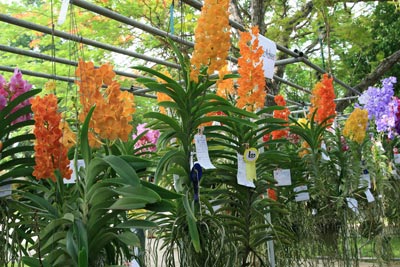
[0,14,180,69]
[0,44,309,102]
[299,57,360,95]
[0,1,359,107]
[71,0,194,48]
[180,0,359,95]
[0,45,149,80]
[0,66,156,98]
[267,93,304,107]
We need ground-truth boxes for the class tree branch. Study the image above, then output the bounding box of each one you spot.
[229,0,244,26]
[336,49,400,112]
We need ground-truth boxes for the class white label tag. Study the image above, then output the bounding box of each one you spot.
[64,159,85,184]
[237,154,255,188]
[294,185,310,202]
[0,178,12,198]
[57,0,69,25]
[173,174,183,192]
[395,154,400,164]
[365,189,375,203]
[194,134,216,169]
[258,35,276,79]
[346,197,359,214]
[359,173,371,189]
[321,141,330,161]
[274,169,291,186]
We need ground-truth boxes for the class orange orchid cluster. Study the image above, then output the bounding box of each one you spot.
[236,26,266,112]
[75,60,135,147]
[189,0,231,83]
[309,74,336,125]
[272,95,290,140]
[30,94,72,182]
[216,65,235,99]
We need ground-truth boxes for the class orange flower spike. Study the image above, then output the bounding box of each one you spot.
[190,0,231,82]
[272,95,290,140]
[309,74,336,124]
[216,65,235,99]
[76,60,135,144]
[59,121,76,150]
[31,94,72,181]
[236,26,266,112]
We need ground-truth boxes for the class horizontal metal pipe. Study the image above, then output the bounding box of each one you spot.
[71,0,194,47]
[334,96,359,102]
[299,57,360,95]
[267,93,304,107]
[0,14,180,69]
[273,75,311,94]
[0,65,156,98]
[0,45,149,80]
[71,0,240,64]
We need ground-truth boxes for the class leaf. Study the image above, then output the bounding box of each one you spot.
[117,231,140,246]
[103,155,140,186]
[0,166,33,181]
[154,149,187,183]
[141,180,181,199]
[22,256,44,267]
[186,214,201,253]
[0,89,40,120]
[113,185,161,203]
[85,157,108,188]
[116,219,158,229]
[144,111,182,134]
[80,106,96,167]
[23,192,59,218]
[119,155,152,171]
[66,229,78,266]
[78,248,88,267]
[145,199,176,212]
[167,38,189,83]
[109,197,148,210]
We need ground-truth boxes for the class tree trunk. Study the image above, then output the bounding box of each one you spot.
[336,49,400,112]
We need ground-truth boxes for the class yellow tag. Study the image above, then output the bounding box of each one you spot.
[243,148,259,181]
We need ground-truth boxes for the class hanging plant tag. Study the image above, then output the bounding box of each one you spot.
[394,154,400,164]
[194,134,216,169]
[64,159,85,184]
[243,148,259,181]
[273,169,291,186]
[258,35,276,79]
[237,154,255,188]
[321,141,330,161]
[294,185,310,202]
[346,197,359,214]
[173,174,183,193]
[365,189,375,203]
[359,173,371,189]
[57,0,69,25]
[0,178,12,198]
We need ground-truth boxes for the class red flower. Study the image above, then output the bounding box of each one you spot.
[309,74,336,124]
[267,188,277,201]
[272,95,290,140]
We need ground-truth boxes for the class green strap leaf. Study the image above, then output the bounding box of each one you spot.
[103,155,140,186]
[80,106,96,167]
